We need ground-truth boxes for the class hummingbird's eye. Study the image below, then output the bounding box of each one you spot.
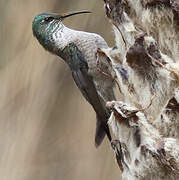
[43,17,54,23]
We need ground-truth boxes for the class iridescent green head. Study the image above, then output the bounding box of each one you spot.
[32,10,91,53]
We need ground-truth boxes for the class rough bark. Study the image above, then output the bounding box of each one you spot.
[101,0,179,179]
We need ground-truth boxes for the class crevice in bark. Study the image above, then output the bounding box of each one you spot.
[102,0,179,179]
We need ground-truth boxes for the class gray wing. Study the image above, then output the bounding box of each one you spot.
[61,43,112,146]
[72,64,112,147]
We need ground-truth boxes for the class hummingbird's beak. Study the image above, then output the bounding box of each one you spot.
[54,10,91,20]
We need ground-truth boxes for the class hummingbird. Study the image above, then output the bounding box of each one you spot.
[32,10,115,147]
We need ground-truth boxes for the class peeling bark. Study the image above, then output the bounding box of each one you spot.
[101,0,179,179]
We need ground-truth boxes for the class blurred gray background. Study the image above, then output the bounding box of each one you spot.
[0,0,121,179]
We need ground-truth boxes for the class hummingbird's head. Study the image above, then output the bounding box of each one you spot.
[32,11,91,53]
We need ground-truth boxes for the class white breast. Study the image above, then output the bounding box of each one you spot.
[53,25,108,73]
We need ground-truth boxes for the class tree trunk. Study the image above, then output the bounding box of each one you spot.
[101,0,179,179]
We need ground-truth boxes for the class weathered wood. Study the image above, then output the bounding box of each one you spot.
[102,0,179,179]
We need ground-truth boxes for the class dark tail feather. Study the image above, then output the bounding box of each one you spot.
[95,114,112,147]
